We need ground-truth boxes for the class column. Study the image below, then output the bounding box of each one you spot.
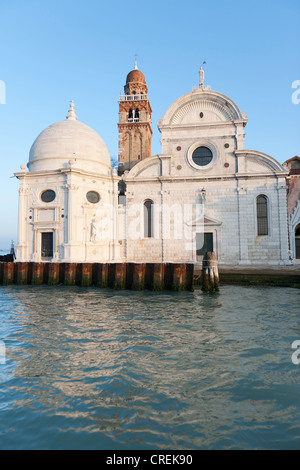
[237,186,250,265]
[16,186,27,261]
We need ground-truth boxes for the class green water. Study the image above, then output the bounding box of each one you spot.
[0,285,299,450]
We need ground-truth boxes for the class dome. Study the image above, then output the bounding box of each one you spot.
[28,102,111,174]
[126,69,146,84]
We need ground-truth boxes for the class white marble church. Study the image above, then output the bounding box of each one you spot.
[15,64,296,266]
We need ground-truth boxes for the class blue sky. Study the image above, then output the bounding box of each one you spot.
[0,0,299,249]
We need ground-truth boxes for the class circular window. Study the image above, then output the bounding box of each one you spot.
[192,147,213,167]
[86,191,100,204]
[200,112,204,118]
[41,190,56,203]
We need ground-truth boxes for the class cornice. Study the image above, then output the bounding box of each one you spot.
[124,173,287,184]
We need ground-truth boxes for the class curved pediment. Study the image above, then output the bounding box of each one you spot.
[172,99,233,125]
[125,155,161,178]
[159,89,247,129]
[235,150,287,174]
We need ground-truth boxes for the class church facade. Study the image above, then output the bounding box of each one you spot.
[285,156,300,263]
[14,64,299,265]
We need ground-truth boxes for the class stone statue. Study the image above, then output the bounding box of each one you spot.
[90,218,98,242]
[199,61,207,87]
[200,66,205,86]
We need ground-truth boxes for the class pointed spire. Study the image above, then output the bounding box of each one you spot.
[134,54,138,70]
[66,100,78,120]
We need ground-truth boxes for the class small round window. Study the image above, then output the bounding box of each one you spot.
[86,191,100,204]
[41,190,56,203]
[192,146,213,167]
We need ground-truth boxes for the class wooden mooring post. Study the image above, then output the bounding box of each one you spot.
[202,252,219,292]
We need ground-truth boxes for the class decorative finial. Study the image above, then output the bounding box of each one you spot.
[66,100,78,120]
[134,54,138,70]
[199,60,206,87]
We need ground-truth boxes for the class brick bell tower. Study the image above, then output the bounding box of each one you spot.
[118,60,152,174]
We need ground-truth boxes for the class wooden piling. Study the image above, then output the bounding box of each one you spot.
[132,263,146,290]
[0,261,195,291]
[0,263,4,284]
[202,252,219,292]
[145,263,154,290]
[47,263,60,285]
[3,262,14,285]
[153,263,165,291]
[64,263,76,286]
[114,263,126,289]
[93,263,109,288]
[81,263,93,287]
[31,263,44,285]
[172,264,186,291]
[186,264,194,292]
[108,263,116,288]
[16,262,28,285]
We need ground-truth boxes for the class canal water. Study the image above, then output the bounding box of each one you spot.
[0,285,299,450]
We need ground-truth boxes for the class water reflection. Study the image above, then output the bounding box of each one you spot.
[0,285,299,449]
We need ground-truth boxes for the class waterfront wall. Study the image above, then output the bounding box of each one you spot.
[0,262,194,291]
[0,254,14,262]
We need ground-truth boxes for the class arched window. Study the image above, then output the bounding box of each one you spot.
[257,195,268,236]
[128,108,139,122]
[144,200,153,238]
[118,181,126,205]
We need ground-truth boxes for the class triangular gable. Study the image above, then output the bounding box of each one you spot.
[284,156,300,165]
[186,215,222,227]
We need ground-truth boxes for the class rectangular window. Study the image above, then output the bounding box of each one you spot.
[41,232,53,258]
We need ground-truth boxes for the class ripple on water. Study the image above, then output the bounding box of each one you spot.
[0,285,299,450]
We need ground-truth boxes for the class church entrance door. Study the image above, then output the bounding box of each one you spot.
[196,232,213,262]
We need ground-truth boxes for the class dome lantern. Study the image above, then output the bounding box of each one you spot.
[66,100,78,121]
